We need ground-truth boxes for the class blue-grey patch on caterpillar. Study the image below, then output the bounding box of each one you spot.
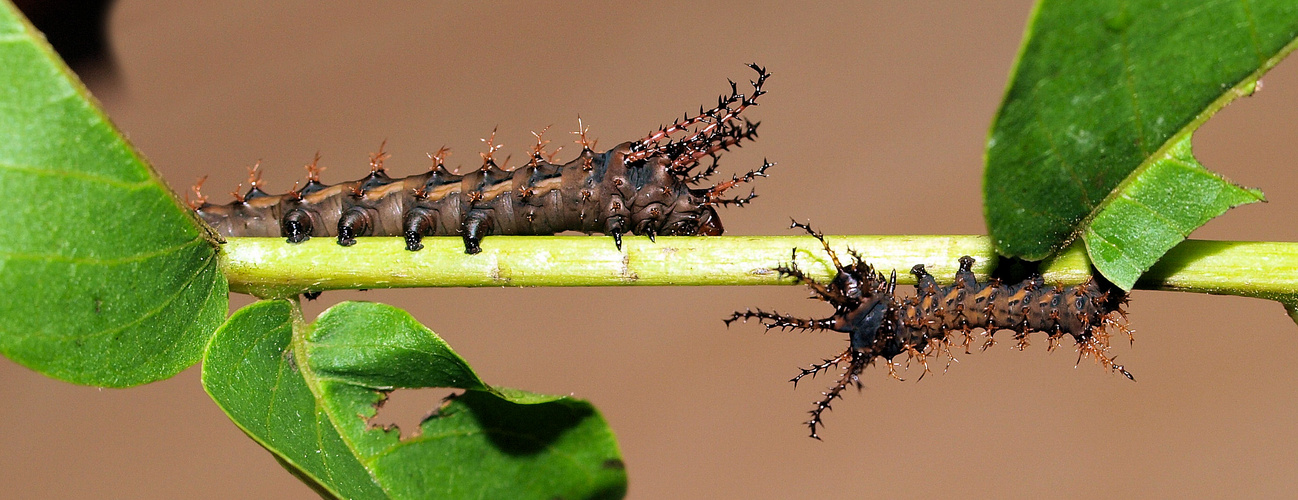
[191,64,773,254]
[725,221,1133,439]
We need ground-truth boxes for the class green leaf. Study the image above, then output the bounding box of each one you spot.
[1082,136,1263,288]
[985,0,1298,288]
[204,300,627,500]
[0,1,227,385]
[202,300,388,500]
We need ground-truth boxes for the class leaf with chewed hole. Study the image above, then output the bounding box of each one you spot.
[985,0,1298,289]
[203,299,627,500]
[0,1,227,386]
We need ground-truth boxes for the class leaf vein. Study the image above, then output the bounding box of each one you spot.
[129,253,222,368]
[1033,113,1092,207]
[1086,229,1134,270]
[10,246,217,344]
[1238,0,1266,64]
[1119,195,1188,235]
[262,336,291,434]
[1118,27,1148,157]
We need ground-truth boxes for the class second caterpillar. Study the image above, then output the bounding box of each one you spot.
[726,222,1134,439]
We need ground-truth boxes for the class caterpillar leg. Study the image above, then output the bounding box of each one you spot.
[403,231,424,252]
[281,208,314,244]
[461,210,494,254]
[605,215,628,251]
[402,208,436,251]
[337,207,373,247]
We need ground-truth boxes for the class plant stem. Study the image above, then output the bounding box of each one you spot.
[220,235,993,297]
[219,236,1298,306]
[1138,240,1298,304]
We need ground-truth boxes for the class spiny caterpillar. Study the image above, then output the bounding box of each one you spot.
[192,64,772,254]
[725,222,1133,439]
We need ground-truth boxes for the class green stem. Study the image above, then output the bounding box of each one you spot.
[220,235,993,297]
[1138,239,1298,303]
[219,236,1298,307]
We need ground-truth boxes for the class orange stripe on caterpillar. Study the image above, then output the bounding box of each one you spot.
[725,221,1133,439]
[194,64,773,254]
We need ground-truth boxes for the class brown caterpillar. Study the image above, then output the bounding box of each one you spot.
[725,222,1133,439]
[192,64,772,254]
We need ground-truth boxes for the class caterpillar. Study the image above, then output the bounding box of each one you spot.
[725,222,1133,439]
[191,64,772,254]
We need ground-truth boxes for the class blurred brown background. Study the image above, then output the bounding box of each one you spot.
[4,1,1298,498]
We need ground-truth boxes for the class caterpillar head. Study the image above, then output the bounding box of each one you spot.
[656,192,723,236]
[830,261,898,352]
[624,63,772,238]
[692,205,724,236]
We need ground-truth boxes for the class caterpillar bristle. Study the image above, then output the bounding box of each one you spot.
[369,140,390,173]
[187,176,209,209]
